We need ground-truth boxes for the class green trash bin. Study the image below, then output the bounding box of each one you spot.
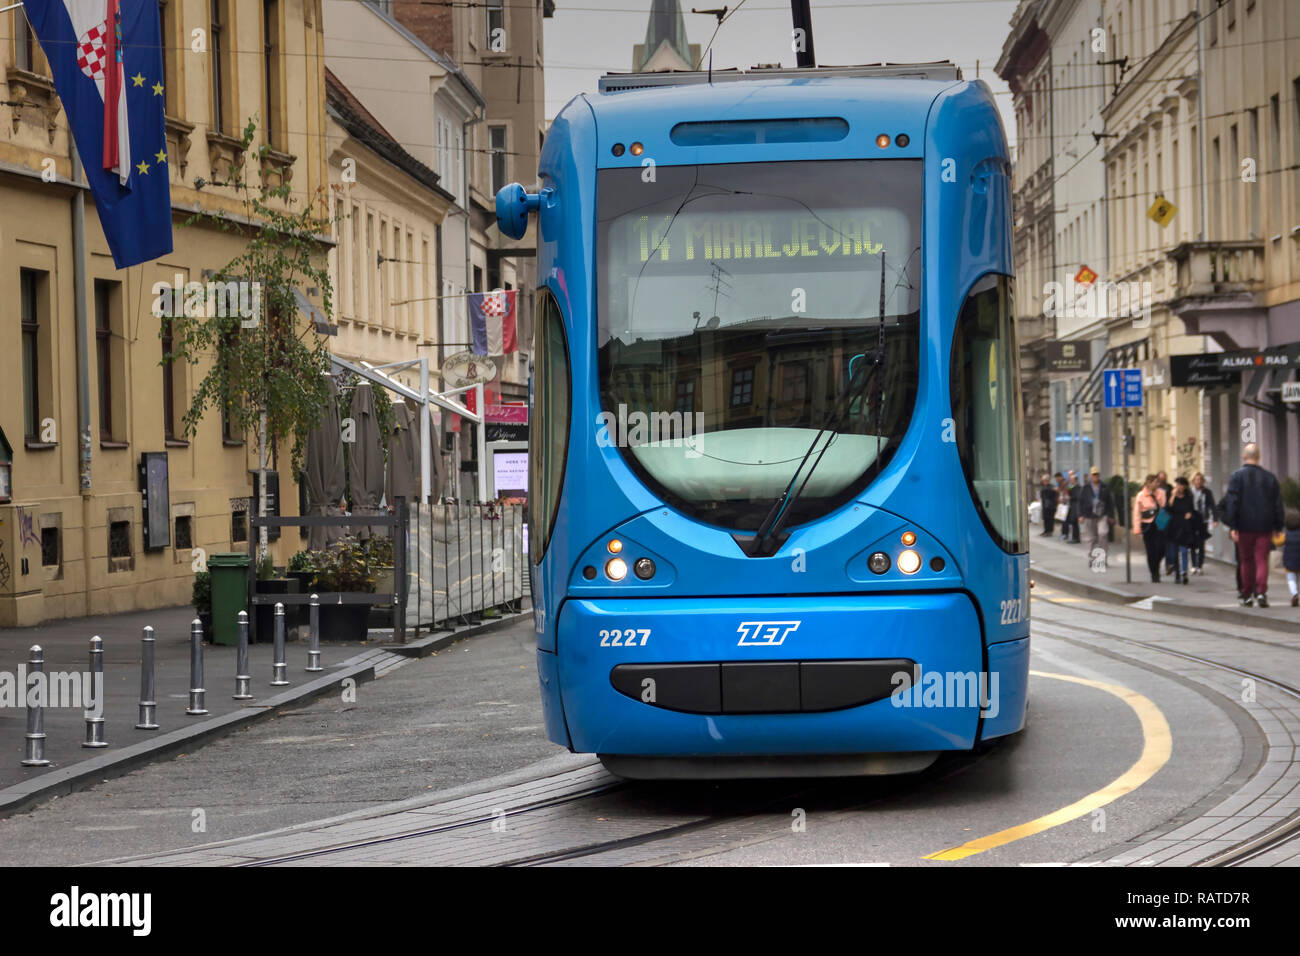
[208,552,250,646]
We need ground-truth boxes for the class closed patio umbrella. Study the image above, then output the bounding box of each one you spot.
[305,375,345,550]
[348,381,387,540]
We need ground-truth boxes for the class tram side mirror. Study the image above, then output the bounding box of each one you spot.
[496,182,543,241]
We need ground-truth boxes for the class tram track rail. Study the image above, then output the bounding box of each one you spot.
[1032,595,1300,867]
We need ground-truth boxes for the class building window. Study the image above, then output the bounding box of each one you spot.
[263,0,283,147]
[14,8,36,72]
[159,0,177,115]
[174,514,193,551]
[109,520,132,559]
[231,505,248,544]
[20,269,40,440]
[210,0,230,134]
[41,526,60,567]
[675,378,695,414]
[95,280,115,440]
[486,0,505,50]
[730,366,754,407]
[161,319,178,439]
[490,125,508,195]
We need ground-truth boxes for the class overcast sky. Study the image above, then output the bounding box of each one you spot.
[542,0,1021,147]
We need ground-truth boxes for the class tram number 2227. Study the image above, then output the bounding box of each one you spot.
[999,597,1027,625]
[599,628,651,647]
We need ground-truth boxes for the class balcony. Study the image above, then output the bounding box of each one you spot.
[1166,240,1266,345]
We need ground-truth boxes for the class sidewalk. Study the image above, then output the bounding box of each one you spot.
[0,605,372,792]
[1028,527,1300,634]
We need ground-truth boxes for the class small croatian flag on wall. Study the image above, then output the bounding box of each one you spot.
[25,0,174,268]
[468,289,518,356]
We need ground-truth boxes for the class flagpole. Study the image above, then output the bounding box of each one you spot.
[0,3,25,15]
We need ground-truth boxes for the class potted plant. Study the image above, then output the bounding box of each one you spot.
[192,570,213,642]
[254,552,299,642]
[365,535,395,600]
[312,536,375,641]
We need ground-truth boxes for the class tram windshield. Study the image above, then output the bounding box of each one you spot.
[597,159,922,532]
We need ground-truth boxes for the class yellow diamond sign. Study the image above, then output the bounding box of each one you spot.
[1147,196,1177,228]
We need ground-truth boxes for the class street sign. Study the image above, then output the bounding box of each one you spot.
[1074,264,1097,285]
[1146,195,1177,227]
[1103,368,1143,408]
[1282,382,1300,403]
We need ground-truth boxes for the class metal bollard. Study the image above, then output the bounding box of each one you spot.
[305,593,322,672]
[186,618,208,715]
[135,626,159,730]
[21,645,51,767]
[270,602,289,685]
[82,636,108,748]
[233,610,253,700]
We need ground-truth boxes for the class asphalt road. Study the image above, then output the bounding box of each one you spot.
[2,592,1293,866]
[0,624,562,865]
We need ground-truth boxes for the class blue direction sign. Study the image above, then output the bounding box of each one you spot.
[1103,368,1143,408]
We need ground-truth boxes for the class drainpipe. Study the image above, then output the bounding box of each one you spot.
[71,143,93,615]
[461,89,486,501]
[1195,0,1208,241]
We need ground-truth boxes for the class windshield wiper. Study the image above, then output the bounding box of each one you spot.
[748,252,889,558]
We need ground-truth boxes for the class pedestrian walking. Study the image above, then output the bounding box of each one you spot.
[1221,443,1285,608]
[1064,470,1081,543]
[1189,472,1217,574]
[1282,509,1300,608]
[1078,466,1115,568]
[1133,474,1168,583]
[1039,473,1058,536]
[1163,477,1199,584]
[1155,470,1174,574]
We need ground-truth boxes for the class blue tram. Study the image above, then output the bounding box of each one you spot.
[496,63,1029,778]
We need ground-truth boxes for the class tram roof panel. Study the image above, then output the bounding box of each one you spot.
[581,65,968,145]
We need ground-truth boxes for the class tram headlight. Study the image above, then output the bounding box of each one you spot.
[605,558,628,581]
[633,557,655,580]
[607,539,623,554]
[868,551,891,574]
[897,550,922,575]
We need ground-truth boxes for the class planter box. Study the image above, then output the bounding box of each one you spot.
[254,578,298,642]
[318,602,373,642]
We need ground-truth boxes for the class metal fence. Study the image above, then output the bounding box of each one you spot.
[405,502,525,633]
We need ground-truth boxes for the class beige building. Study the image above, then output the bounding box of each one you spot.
[1,0,332,625]
[999,0,1300,545]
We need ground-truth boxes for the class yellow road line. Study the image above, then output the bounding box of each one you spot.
[923,670,1172,861]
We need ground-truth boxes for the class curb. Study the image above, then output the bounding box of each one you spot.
[0,609,529,820]
[385,608,531,659]
[1031,567,1300,636]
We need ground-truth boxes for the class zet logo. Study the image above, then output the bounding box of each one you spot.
[736,620,801,646]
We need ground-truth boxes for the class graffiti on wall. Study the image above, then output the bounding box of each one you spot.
[0,540,10,590]
[1176,436,1200,477]
[17,508,40,550]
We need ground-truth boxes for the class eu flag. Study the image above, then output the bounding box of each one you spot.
[25,0,174,268]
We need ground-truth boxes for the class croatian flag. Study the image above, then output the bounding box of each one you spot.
[468,289,518,356]
[25,0,173,268]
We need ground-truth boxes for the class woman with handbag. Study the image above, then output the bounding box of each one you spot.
[1132,474,1168,583]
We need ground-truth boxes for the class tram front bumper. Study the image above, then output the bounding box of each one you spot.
[553,593,1012,756]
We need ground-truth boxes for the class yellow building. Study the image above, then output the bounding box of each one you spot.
[1,0,332,626]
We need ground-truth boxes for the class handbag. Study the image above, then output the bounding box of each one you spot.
[1140,508,1157,520]
[1154,509,1171,531]
[1054,503,1069,521]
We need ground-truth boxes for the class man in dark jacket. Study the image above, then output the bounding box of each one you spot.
[1222,444,1285,607]
[1189,472,1217,575]
[1039,473,1058,536]
[1078,466,1115,567]
[1063,470,1081,543]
